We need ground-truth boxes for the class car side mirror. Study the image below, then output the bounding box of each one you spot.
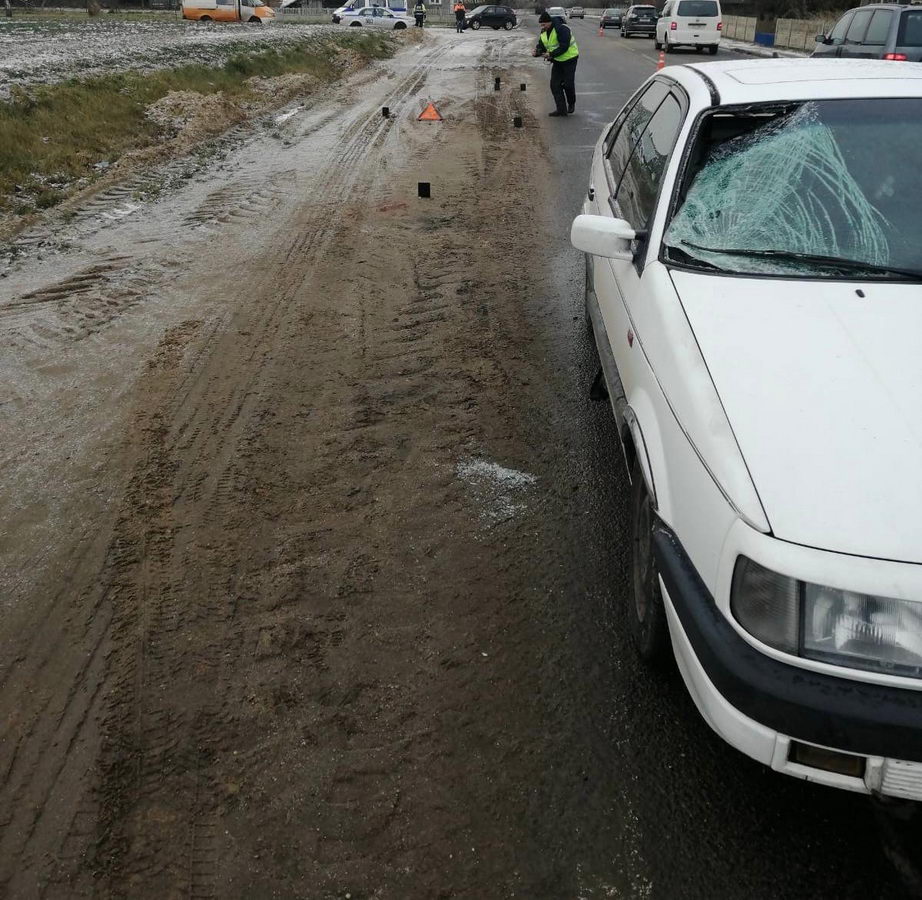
[571,214,636,261]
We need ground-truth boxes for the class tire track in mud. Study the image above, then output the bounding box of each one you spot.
[0,38,463,900]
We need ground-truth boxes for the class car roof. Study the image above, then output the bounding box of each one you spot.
[666,58,922,107]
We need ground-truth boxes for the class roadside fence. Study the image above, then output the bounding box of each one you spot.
[721,15,756,42]
[772,16,832,50]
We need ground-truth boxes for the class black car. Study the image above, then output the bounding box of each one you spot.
[465,4,517,28]
[621,3,657,36]
[600,6,624,26]
[814,3,922,60]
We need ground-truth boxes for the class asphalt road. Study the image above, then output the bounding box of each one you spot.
[523,20,922,900]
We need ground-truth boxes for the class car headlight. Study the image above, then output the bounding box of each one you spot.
[731,556,922,678]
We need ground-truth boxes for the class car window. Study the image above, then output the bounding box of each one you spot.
[897,9,922,44]
[665,98,922,278]
[676,0,718,16]
[863,8,891,42]
[614,95,683,229]
[845,8,872,42]
[828,11,853,43]
[607,81,670,186]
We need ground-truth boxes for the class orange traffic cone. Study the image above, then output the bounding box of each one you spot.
[656,50,665,69]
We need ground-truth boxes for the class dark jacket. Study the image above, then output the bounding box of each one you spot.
[534,17,575,60]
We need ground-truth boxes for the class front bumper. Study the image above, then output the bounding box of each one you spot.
[654,523,922,799]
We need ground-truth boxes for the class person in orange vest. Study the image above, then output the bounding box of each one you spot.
[453,0,466,32]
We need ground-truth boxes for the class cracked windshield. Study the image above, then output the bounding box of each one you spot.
[666,98,922,277]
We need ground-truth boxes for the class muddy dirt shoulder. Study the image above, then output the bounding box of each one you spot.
[0,28,420,241]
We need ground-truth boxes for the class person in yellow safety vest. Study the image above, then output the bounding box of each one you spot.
[413,0,426,26]
[532,10,579,117]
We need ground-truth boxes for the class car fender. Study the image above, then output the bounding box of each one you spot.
[623,395,664,511]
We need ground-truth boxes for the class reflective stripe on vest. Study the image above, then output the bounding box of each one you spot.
[540,26,579,61]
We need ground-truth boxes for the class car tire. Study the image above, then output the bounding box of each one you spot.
[503,19,513,28]
[470,18,480,28]
[654,38,662,49]
[708,44,718,54]
[350,19,361,25]
[248,15,261,22]
[198,14,211,20]
[584,264,595,335]
[664,39,672,52]
[394,20,406,27]
[629,458,672,667]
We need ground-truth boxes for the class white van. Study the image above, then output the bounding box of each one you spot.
[655,0,721,53]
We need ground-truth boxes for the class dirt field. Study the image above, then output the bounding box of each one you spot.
[0,30,611,898]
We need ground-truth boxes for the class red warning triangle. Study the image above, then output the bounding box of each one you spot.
[418,103,443,122]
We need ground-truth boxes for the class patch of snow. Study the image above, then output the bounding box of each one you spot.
[0,19,337,100]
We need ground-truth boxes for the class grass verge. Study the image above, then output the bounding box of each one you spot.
[0,31,395,217]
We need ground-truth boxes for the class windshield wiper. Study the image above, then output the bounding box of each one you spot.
[678,241,922,280]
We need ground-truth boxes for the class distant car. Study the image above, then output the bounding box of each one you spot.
[465,3,517,28]
[569,6,585,17]
[547,5,568,18]
[621,3,657,36]
[333,5,412,26]
[600,7,624,27]
[331,1,407,23]
[655,0,721,53]
[814,3,922,61]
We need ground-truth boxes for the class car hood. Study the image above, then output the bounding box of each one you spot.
[672,270,922,564]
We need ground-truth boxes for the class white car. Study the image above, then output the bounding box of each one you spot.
[571,59,922,802]
[655,0,721,53]
[547,6,568,18]
[332,4,411,26]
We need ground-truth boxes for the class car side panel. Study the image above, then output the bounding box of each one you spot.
[598,280,739,594]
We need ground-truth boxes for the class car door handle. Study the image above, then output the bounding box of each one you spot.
[588,186,595,201]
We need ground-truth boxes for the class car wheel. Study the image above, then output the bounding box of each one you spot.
[503,19,513,29]
[584,262,595,334]
[664,39,672,52]
[470,18,480,28]
[198,14,210,20]
[708,44,718,54]
[350,19,361,24]
[629,458,671,666]
[654,38,661,49]
[394,20,406,27]
[248,15,261,22]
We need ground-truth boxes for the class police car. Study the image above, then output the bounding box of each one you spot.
[331,0,407,22]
